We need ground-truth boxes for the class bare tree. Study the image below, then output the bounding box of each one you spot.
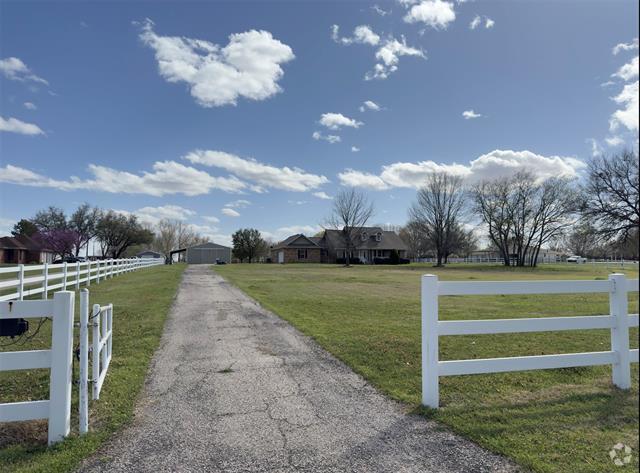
[327,188,375,266]
[399,221,430,261]
[472,178,515,265]
[581,150,639,241]
[69,203,102,257]
[153,219,179,256]
[409,172,466,266]
[473,172,576,267]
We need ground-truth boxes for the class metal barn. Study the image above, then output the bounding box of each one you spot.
[183,242,232,264]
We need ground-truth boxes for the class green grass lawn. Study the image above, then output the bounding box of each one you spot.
[216,262,639,473]
[0,264,186,473]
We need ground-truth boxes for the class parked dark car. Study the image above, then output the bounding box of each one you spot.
[215,259,227,265]
[53,256,83,264]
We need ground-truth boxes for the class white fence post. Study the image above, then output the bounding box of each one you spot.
[609,273,631,389]
[18,264,24,301]
[42,262,49,300]
[79,289,89,434]
[96,260,101,284]
[63,262,68,290]
[75,262,81,290]
[92,303,101,400]
[422,274,440,408]
[87,261,91,287]
[48,291,74,445]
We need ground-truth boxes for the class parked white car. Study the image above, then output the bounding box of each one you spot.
[566,255,587,263]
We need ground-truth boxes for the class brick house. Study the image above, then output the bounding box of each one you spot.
[271,227,409,264]
[271,234,322,263]
[0,235,55,264]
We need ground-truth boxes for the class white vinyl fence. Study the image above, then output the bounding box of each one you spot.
[0,292,75,445]
[0,257,163,301]
[421,273,639,408]
[78,289,113,434]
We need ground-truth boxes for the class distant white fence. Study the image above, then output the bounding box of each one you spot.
[0,292,75,445]
[421,273,639,408]
[78,289,113,434]
[0,257,163,301]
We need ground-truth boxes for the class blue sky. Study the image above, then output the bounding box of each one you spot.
[1,0,638,245]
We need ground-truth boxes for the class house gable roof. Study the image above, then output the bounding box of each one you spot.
[0,235,53,252]
[322,228,408,251]
[272,234,319,250]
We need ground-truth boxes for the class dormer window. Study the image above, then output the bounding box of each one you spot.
[361,232,368,241]
[376,232,382,242]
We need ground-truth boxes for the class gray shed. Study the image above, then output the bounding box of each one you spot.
[182,242,232,264]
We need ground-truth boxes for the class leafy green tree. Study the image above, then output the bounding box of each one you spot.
[232,228,267,263]
[96,211,154,258]
[11,219,38,237]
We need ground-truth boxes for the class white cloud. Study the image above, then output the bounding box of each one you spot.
[366,37,425,80]
[471,15,494,30]
[202,215,220,223]
[403,0,456,29]
[261,224,323,242]
[462,109,482,119]
[184,149,329,192]
[605,135,625,147]
[372,5,391,16]
[332,24,424,80]
[126,205,196,226]
[609,81,639,132]
[0,57,48,85]
[331,25,380,46]
[221,208,241,217]
[23,102,37,110]
[0,160,247,196]
[612,56,639,82]
[338,169,390,190]
[613,38,639,55]
[313,191,332,200]
[312,131,342,143]
[587,138,603,157]
[225,199,251,208]
[359,100,381,112]
[319,112,363,130]
[351,146,360,152]
[0,116,44,135]
[139,19,294,107]
[338,149,586,190]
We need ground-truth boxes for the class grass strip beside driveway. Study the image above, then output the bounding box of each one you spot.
[216,263,639,473]
[0,264,186,473]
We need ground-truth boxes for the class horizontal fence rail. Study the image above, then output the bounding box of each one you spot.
[421,273,639,409]
[0,292,75,445]
[0,257,163,302]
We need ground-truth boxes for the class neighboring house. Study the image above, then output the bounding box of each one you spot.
[136,250,164,259]
[0,235,55,264]
[169,242,232,264]
[271,234,322,264]
[271,227,409,264]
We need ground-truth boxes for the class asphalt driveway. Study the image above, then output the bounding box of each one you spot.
[81,265,518,472]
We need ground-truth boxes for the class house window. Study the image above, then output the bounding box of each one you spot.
[376,232,382,242]
[298,249,308,259]
[361,232,368,241]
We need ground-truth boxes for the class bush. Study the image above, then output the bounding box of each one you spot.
[336,257,362,265]
[374,257,410,265]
